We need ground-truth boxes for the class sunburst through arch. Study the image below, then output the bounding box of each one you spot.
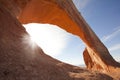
[23,23,85,66]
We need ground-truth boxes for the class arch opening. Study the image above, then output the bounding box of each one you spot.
[23,23,85,66]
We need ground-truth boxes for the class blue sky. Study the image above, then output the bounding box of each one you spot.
[73,0,120,64]
[24,0,120,66]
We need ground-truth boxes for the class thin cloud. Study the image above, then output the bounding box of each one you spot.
[113,26,120,31]
[102,27,120,42]
[23,23,71,56]
[73,0,90,10]
[109,44,120,52]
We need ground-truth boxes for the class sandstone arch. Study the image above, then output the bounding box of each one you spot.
[0,0,120,79]
[18,0,120,72]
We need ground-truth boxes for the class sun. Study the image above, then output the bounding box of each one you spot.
[23,23,70,56]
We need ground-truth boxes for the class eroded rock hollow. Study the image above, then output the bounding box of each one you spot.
[0,0,120,79]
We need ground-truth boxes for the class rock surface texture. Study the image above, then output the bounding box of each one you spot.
[0,0,120,80]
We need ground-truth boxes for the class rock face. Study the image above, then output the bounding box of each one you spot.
[0,0,120,79]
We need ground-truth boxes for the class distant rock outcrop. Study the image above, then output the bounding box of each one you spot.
[0,0,120,79]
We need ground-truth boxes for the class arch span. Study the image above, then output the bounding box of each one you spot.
[0,0,120,73]
[18,0,120,72]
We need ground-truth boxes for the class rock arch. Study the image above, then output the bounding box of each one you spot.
[18,0,120,72]
[0,0,120,78]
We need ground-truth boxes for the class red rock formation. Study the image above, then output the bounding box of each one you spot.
[83,48,94,70]
[0,0,120,79]
[0,4,114,80]
[18,0,120,72]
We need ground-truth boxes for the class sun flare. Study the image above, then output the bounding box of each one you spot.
[23,23,70,56]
